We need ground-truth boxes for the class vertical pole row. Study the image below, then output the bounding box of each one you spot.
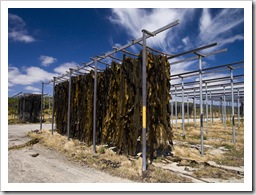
[193,89,196,128]
[51,77,56,135]
[230,68,236,144]
[93,58,98,153]
[175,87,178,131]
[67,69,72,141]
[40,82,44,130]
[237,89,240,128]
[199,55,204,157]
[205,83,208,134]
[181,77,185,136]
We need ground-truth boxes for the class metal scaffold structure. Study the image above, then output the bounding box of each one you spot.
[39,19,244,171]
[169,60,244,155]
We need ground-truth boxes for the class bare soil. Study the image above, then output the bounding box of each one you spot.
[8,124,133,183]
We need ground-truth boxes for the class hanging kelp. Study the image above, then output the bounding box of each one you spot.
[18,94,41,123]
[54,52,172,158]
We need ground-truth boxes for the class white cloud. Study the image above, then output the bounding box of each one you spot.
[199,9,212,33]
[8,66,57,86]
[198,8,244,48]
[109,8,195,52]
[54,62,80,74]
[182,36,190,46]
[219,34,244,46]
[39,55,57,67]
[8,82,14,87]
[25,86,41,92]
[8,13,36,43]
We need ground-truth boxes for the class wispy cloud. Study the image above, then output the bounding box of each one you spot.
[8,66,57,86]
[25,86,41,92]
[109,8,195,52]
[198,8,244,49]
[39,55,57,67]
[53,62,80,74]
[109,8,243,77]
[8,13,36,43]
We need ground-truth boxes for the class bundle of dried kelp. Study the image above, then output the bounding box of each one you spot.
[54,52,172,158]
[18,94,41,123]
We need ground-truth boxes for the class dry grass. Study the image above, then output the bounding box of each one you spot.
[26,119,243,183]
[28,130,191,183]
[172,120,244,167]
[193,166,241,180]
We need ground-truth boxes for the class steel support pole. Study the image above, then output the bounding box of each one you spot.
[48,96,50,120]
[230,68,235,144]
[40,82,44,130]
[223,86,226,130]
[219,100,221,120]
[142,30,152,172]
[221,97,224,123]
[51,77,56,135]
[205,83,208,134]
[171,99,173,126]
[210,91,213,123]
[67,69,72,141]
[187,95,189,124]
[237,89,240,128]
[194,90,196,128]
[22,96,25,122]
[175,87,178,131]
[199,55,204,156]
[93,58,98,153]
[181,77,185,136]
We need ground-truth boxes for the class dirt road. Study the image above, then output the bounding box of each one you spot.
[8,124,133,183]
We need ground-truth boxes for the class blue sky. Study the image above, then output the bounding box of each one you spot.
[8,8,244,97]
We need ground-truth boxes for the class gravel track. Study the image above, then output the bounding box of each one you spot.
[8,124,133,183]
